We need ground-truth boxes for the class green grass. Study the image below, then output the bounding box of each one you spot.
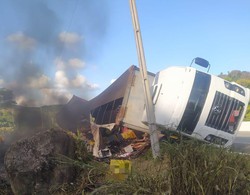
[244,102,250,121]
[47,137,250,194]
[0,108,15,137]
[90,140,250,195]
[161,141,250,195]
[2,131,249,194]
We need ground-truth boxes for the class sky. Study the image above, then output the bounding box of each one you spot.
[0,0,249,106]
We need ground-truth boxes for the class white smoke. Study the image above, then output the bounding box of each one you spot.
[28,75,50,89]
[7,32,36,50]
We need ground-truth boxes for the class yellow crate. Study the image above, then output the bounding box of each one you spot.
[110,159,131,180]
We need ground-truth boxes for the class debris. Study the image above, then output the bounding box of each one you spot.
[90,122,100,157]
[110,159,131,180]
[98,148,112,158]
[84,118,151,160]
[123,145,133,153]
[121,127,137,139]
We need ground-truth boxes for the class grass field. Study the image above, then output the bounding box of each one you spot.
[50,138,250,195]
[0,108,15,138]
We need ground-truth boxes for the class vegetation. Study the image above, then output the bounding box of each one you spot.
[219,70,250,121]
[0,89,15,138]
[219,70,250,88]
[0,108,15,137]
[49,131,108,194]
[50,139,250,195]
[1,133,249,194]
[246,104,250,121]
[0,104,62,144]
[0,88,16,106]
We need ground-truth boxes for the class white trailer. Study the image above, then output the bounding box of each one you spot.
[89,65,155,133]
[143,66,250,147]
[57,65,155,133]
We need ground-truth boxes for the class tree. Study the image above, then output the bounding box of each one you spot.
[0,88,16,106]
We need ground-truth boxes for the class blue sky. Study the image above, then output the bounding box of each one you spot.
[0,0,249,105]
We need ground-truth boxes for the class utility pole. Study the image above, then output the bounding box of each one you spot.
[129,0,160,158]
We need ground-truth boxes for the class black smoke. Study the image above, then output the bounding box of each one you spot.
[0,0,109,106]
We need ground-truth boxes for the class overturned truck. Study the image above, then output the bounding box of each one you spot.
[143,66,249,147]
[57,65,249,148]
[57,65,154,133]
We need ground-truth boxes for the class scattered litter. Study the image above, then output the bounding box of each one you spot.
[123,145,133,153]
[98,148,112,158]
[110,159,131,180]
[78,121,152,160]
[121,128,137,139]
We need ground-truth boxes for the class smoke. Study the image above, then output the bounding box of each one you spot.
[59,32,82,45]
[0,0,108,106]
[7,32,37,50]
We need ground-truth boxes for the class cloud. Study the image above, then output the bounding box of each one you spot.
[88,83,99,90]
[71,74,99,89]
[72,74,86,88]
[55,70,69,88]
[54,57,66,70]
[59,32,82,44]
[54,57,85,70]
[52,57,98,102]
[7,32,36,50]
[68,58,85,69]
[55,70,98,90]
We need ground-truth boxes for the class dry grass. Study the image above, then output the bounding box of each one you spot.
[90,140,250,195]
[9,131,248,195]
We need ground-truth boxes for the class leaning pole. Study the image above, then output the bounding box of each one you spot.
[129,0,160,158]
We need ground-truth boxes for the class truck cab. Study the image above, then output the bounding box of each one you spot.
[143,66,250,147]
